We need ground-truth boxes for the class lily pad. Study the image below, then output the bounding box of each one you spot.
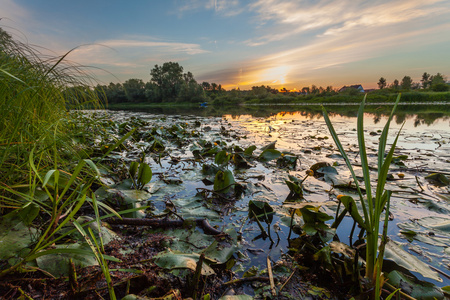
[0,208,39,260]
[35,242,99,277]
[258,149,281,162]
[384,240,442,282]
[154,250,215,275]
[387,270,444,299]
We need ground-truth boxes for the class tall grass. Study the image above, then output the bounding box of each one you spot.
[0,28,101,188]
[0,28,121,298]
[323,94,402,299]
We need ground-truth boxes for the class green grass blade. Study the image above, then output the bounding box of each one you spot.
[322,106,369,224]
[356,95,373,223]
[58,160,87,200]
[378,94,401,172]
[375,124,404,211]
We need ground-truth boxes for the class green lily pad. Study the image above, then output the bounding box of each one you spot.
[35,242,99,277]
[214,170,235,194]
[154,250,215,275]
[387,270,444,299]
[258,149,281,162]
[260,141,276,151]
[201,228,238,264]
[0,208,39,260]
[425,173,450,186]
[384,240,442,282]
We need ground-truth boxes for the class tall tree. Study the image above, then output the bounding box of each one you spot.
[123,78,145,102]
[377,77,387,89]
[430,73,448,92]
[150,62,184,101]
[421,72,431,89]
[400,76,413,90]
[391,79,399,90]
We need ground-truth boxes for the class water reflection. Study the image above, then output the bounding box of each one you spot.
[108,104,450,129]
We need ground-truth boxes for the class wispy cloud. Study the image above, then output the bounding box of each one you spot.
[201,18,450,89]
[65,38,209,80]
[175,0,245,17]
[246,0,449,45]
[95,39,209,55]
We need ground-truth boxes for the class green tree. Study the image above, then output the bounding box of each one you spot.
[430,73,447,91]
[400,76,413,90]
[391,79,399,90]
[178,81,206,103]
[123,78,145,102]
[144,81,159,102]
[150,62,184,101]
[251,85,269,98]
[201,81,211,91]
[377,77,387,89]
[421,72,431,89]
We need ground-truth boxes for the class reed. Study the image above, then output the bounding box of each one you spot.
[322,94,402,298]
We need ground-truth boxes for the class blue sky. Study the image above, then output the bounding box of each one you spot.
[2,0,450,89]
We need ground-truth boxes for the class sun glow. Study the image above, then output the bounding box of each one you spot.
[255,65,291,85]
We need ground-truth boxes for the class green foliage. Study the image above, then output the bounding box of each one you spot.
[378,77,387,89]
[401,76,413,90]
[129,161,153,190]
[0,27,101,185]
[323,94,402,298]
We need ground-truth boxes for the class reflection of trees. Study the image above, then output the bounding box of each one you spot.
[395,114,407,125]
[414,113,448,127]
[110,104,450,126]
[373,115,381,124]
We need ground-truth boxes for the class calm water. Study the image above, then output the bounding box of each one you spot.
[106,104,450,287]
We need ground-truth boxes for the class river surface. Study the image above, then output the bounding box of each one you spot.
[105,104,450,288]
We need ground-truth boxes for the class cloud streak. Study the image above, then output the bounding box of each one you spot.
[68,38,208,65]
[246,0,449,45]
[176,0,244,17]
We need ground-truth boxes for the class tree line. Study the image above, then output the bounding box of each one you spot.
[94,62,226,104]
[377,73,448,92]
[92,61,449,104]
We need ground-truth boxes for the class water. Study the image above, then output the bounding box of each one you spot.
[105,104,450,288]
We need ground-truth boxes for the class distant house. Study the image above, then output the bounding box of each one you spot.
[339,84,365,93]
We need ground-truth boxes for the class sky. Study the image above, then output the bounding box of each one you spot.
[1,0,450,90]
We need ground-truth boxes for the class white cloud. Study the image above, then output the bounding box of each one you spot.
[246,0,450,45]
[66,38,208,70]
[175,0,244,17]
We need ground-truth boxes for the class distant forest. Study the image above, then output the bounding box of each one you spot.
[90,62,449,105]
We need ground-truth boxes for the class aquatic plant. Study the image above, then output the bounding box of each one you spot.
[322,94,402,298]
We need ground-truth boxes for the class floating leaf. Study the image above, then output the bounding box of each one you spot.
[261,141,276,151]
[214,170,235,194]
[35,243,99,277]
[137,163,152,187]
[258,149,281,162]
[244,145,257,156]
[0,213,38,260]
[425,173,450,186]
[384,240,442,282]
[154,250,215,276]
[387,270,444,299]
[201,228,238,264]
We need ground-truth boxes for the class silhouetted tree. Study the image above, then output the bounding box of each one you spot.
[421,72,431,89]
[377,77,387,89]
[400,76,413,90]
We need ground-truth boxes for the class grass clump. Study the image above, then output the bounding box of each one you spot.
[323,94,402,299]
[0,27,101,185]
